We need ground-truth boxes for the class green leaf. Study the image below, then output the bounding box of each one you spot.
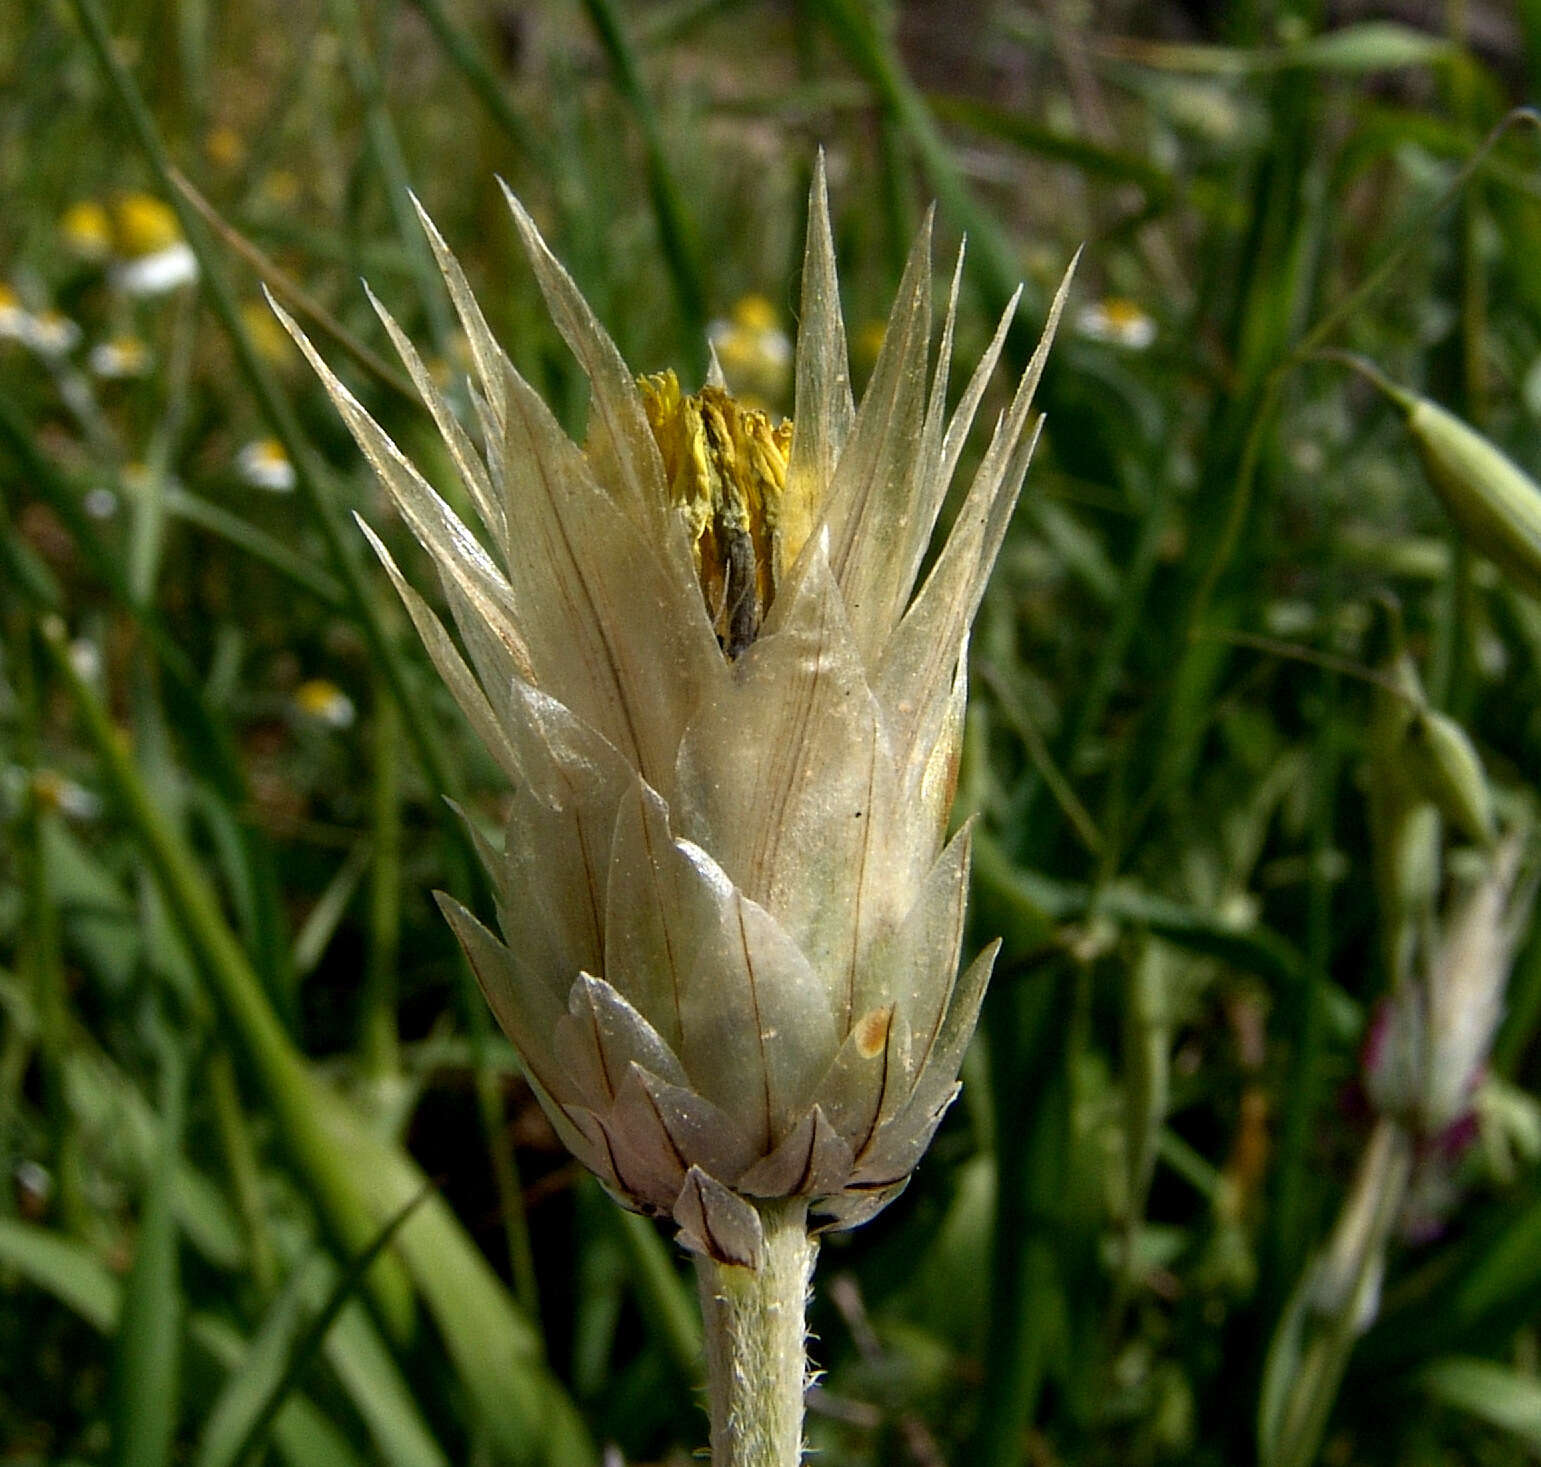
[0,1221,362,1467]
[107,1033,188,1467]
[40,620,595,1465]
[1425,1356,1541,1449]
[0,1218,118,1332]
[1287,22,1451,73]
[197,1205,448,1467]
[196,1258,321,1467]
[213,1185,435,1467]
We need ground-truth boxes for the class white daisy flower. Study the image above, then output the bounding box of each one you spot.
[1076,296,1157,350]
[236,437,297,492]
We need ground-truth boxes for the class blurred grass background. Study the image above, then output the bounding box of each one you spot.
[6,1,1541,1463]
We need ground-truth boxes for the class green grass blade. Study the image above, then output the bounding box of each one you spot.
[0,1222,363,1467]
[932,93,1178,200]
[1424,1356,1541,1450]
[0,1218,119,1332]
[196,1258,319,1467]
[200,1186,435,1467]
[612,1208,704,1386]
[39,613,415,1337]
[66,0,476,840]
[194,1315,369,1467]
[291,841,370,981]
[162,486,345,606]
[169,164,418,405]
[818,0,1029,321]
[363,682,402,1079]
[320,1296,450,1467]
[0,386,250,804]
[402,0,548,166]
[37,618,594,1464]
[579,0,708,353]
[107,1026,188,1467]
[325,0,457,360]
[970,962,1074,1467]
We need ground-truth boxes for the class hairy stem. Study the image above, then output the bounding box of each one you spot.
[695,1199,815,1467]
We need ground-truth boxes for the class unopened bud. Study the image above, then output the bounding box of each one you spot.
[1398,389,1541,603]
[1403,707,1495,848]
[1420,837,1529,1135]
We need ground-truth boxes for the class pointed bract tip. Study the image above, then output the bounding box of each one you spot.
[808,151,832,219]
[405,189,434,232]
[265,290,320,367]
[497,177,539,238]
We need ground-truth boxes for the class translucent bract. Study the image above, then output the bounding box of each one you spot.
[280,159,1073,1268]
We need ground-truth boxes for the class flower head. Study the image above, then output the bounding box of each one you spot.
[0,285,31,342]
[1076,295,1156,350]
[89,334,152,379]
[707,293,792,403]
[293,678,356,730]
[26,309,81,357]
[281,160,1073,1266]
[60,200,113,263]
[236,437,297,492]
[108,193,198,296]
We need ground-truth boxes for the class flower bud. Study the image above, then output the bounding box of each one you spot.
[1402,706,1495,849]
[283,161,1074,1266]
[1364,837,1531,1137]
[1397,387,1541,603]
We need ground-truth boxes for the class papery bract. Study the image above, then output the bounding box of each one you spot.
[280,158,1073,1268]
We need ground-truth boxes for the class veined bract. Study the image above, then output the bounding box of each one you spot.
[279,158,1073,1270]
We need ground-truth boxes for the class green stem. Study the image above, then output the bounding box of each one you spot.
[326,0,457,360]
[363,677,402,1081]
[580,0,708,355]
[403,0,547,165]
[696,1199,815,1467]
[1265,1120,1413,1467]
[36,618,416,1340]
[207,1049,277,1296]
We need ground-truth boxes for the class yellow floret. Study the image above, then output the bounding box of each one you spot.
[112,193,182,258]
[60,200,112,261]
[637,371,793,657]
[730,294,779,333]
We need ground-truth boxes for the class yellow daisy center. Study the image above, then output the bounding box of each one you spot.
[1099,297,1148,330]
[112,193,183,258]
